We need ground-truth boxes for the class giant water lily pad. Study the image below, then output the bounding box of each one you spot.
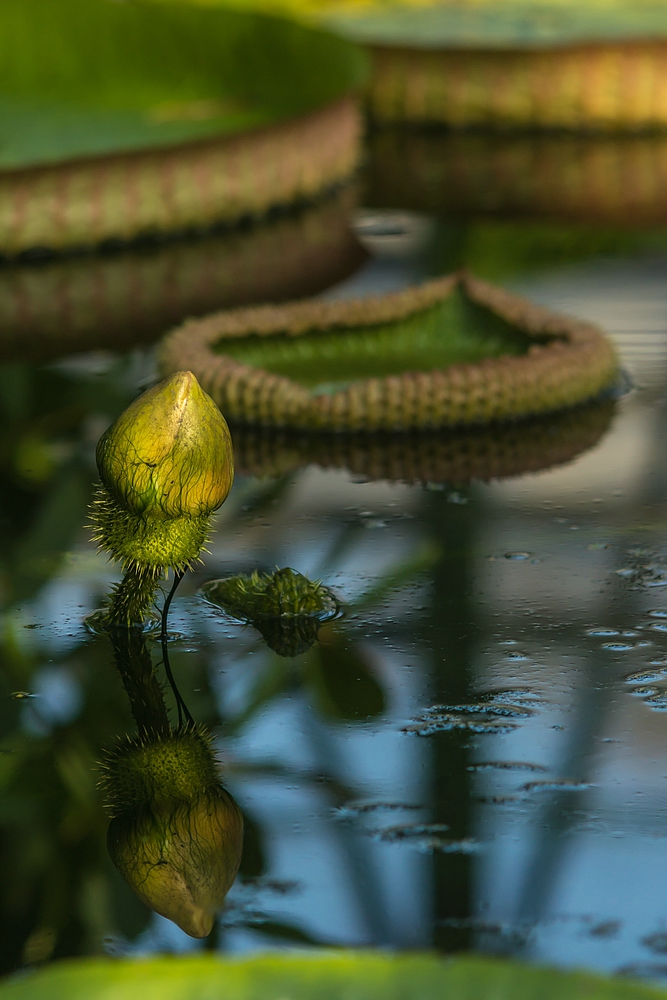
[159,273,619,432]
[0,0,364,168]
[0,953,664,1000]
[0,0,366,252]
[325,1,667,129]
[327,1,667,50]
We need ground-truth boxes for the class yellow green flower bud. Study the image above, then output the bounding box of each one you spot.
[97,370,233,521]
[101,728,243,938]
[90,371,234,626]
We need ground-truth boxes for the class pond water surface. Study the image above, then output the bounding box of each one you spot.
[2,130,667,983]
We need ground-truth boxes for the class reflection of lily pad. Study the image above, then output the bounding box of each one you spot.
[367,129,667,229]
[161,273,618,431]
[202,568,339,657]
[0,0,366,252]
[1,952,663,1000]
[231,398,615,484]
[0,189,365,364]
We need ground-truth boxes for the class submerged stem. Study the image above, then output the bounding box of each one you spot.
[110,627,171,738]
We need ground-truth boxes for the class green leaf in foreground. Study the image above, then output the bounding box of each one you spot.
[0,953,665,1000]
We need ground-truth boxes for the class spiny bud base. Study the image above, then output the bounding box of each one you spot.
[91,486,211,575]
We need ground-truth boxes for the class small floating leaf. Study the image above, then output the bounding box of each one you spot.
[202,568,339,657]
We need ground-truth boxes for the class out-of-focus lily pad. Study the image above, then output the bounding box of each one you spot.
[326,1,667,49]
[0,952,665,1000]
[0,0,365,168]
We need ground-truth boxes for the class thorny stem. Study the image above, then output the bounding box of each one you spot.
[105,565,161,628]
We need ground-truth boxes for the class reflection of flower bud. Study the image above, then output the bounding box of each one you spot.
[97,371,233,521]
[101,728,243,938]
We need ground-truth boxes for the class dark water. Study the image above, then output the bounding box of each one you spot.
[3,128,667,981]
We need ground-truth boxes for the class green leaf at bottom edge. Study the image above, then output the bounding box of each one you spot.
[0,953,664,1000]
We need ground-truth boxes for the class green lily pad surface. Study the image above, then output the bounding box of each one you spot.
[327,1,667,49]
[0,0,366,169]
[217,286,531,396]
[0,953,664,1000]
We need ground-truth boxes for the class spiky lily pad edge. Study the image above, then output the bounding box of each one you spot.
[159,271,619,432]
[0,97,361,255]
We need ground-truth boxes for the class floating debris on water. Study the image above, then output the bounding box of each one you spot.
[625,666,667,683]
[588,629,620,637]
[519,780,592,794]
[475,795,520,805]
[468,761,548,772]
[642,932,667,954]
[439,917,529,945]
[643,695,667,710]
[505,552,531,561]
[10,691,35,700]
[403,689,542,736]
[370,824,480,854]
[588,920,621,938]
[601,643,634,651]
[333,801,421,819]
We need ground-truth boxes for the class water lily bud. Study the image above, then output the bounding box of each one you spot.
[101,728,243,938]
[97,371,233,520]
